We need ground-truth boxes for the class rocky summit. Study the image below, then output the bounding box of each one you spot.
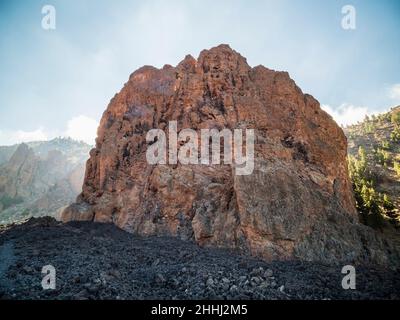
[62,44,399,266]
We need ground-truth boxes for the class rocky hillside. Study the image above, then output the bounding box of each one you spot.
[345,106,400,229]
[0,138,91,224]
[0,217,398,300]
[0,145,18,166]
[62,44,399,266]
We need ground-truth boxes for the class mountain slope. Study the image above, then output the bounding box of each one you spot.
[345,106,400,228]
[0,217,398,300]
[0,138,91,224]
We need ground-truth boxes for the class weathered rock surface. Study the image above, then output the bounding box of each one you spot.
[63,44,399,265]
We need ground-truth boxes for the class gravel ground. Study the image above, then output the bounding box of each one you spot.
[0,217,399,300]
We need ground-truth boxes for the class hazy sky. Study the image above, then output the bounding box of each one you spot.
[0,0,399,145]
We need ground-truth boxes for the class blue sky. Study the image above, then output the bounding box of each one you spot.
[0,0,399,145]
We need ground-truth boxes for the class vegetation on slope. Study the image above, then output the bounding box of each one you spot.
[345,106,400,229]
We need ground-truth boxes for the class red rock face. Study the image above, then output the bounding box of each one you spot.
[62,45,398,265]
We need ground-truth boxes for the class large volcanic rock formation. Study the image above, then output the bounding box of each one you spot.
[62,45,398,265]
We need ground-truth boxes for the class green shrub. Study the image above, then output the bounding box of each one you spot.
[381,140,391,150]
[374,148,390,166]
[390,127,400,143]
[377,111,391,123]
[394,161,400,177]
[382,194,395,214]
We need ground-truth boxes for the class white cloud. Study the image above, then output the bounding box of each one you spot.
[322,84,400,128]
[0,128,48,146]
[0,115,98,147]
[321,104,370,126]
[389,83,400,101]
[64,115,98,145]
